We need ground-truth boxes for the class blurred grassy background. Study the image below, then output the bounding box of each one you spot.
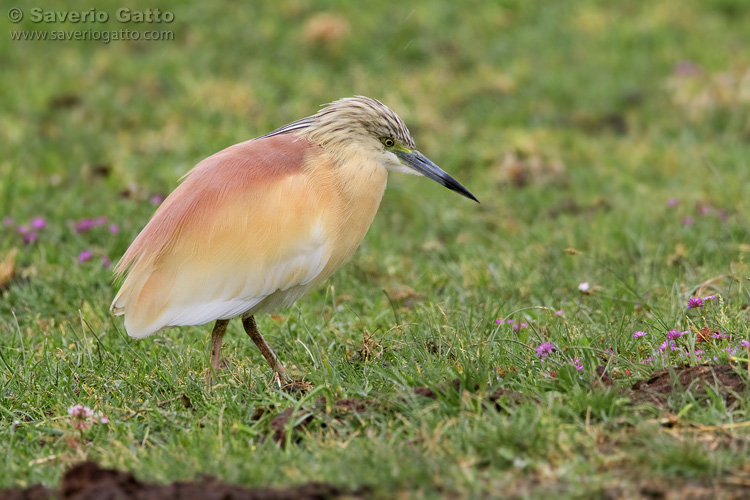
[3,0,750,497]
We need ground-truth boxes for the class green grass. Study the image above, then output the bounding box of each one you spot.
[3,0,750,497]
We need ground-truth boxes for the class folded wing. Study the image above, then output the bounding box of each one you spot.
[111,134,333,338]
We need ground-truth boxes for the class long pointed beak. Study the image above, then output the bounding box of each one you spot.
[394,149,479,203]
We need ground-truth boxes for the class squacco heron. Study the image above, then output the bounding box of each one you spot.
[111,96,477,385]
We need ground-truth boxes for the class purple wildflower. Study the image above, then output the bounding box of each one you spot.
[633,330,647,338]
[3,216,13,227]
[682,217,694,226]
[78,250,93,263]
[742,340,750,348]
[512,322,528,332]
[74,217,107,233]
[30,217,46,230]
[535,342,555,360]
[573,357,583,373]
[150,194,165,205]
[687,297,703,309]
[660,341,679,351]
[674,61,701,77]
[711,331,729,340]
[666,198,678,207]
[17,225,38,244]
[21,232,38,244]
[101,256,111,268]
[667,329,684,340]
[108,224,119,235]
[554,310,564,316]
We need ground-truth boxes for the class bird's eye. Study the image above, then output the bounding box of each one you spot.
[382,138,395,147]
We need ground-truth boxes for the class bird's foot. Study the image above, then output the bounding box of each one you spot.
[277,374,313,394]
[205,357,228,387]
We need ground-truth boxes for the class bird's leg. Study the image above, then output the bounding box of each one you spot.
[207,318,229,384]
[241,314,290,385]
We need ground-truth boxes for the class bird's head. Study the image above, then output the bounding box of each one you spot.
[260,96,478,203]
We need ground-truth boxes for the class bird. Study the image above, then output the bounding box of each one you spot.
[110,96,478,386]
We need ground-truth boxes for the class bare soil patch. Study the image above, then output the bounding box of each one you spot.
[632,364,747,406]
[2,461,354,500]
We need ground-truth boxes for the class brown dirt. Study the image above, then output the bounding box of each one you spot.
[269,407,315,447]
[263,397,379,446]
[413,386,437,399]
[412,381,527,413]
[2,461,354,500]
[488,388,526,412]
[602,478,750,500]
[332,398,376,414]
[632,364,747,406]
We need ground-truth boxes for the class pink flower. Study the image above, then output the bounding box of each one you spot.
[21,232,38,244]
[554,310,564,316]
[74,217,107,233]
[573,357,583,372]
[511,321,528,332]
[667,329,684,340]
[109,224,119,234]
[578,282,590,292]
[78,250,93,263]
[741,340,750,348]
[66,404,108,429]
[150,194,165,205]
[666,198,678,207]
[30,217,46,230]
[535,342,555,360]
[682,217,694,226]
[68,404,94,418]
[687,297,703,309]
[101,256,111,268]
[660,341,679,351]
[674,61,701,77]
[17,225,38,243]
[3,216,13,227]
[712,331,728,340]
[633,330,647,338]
[497,319,528,332]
